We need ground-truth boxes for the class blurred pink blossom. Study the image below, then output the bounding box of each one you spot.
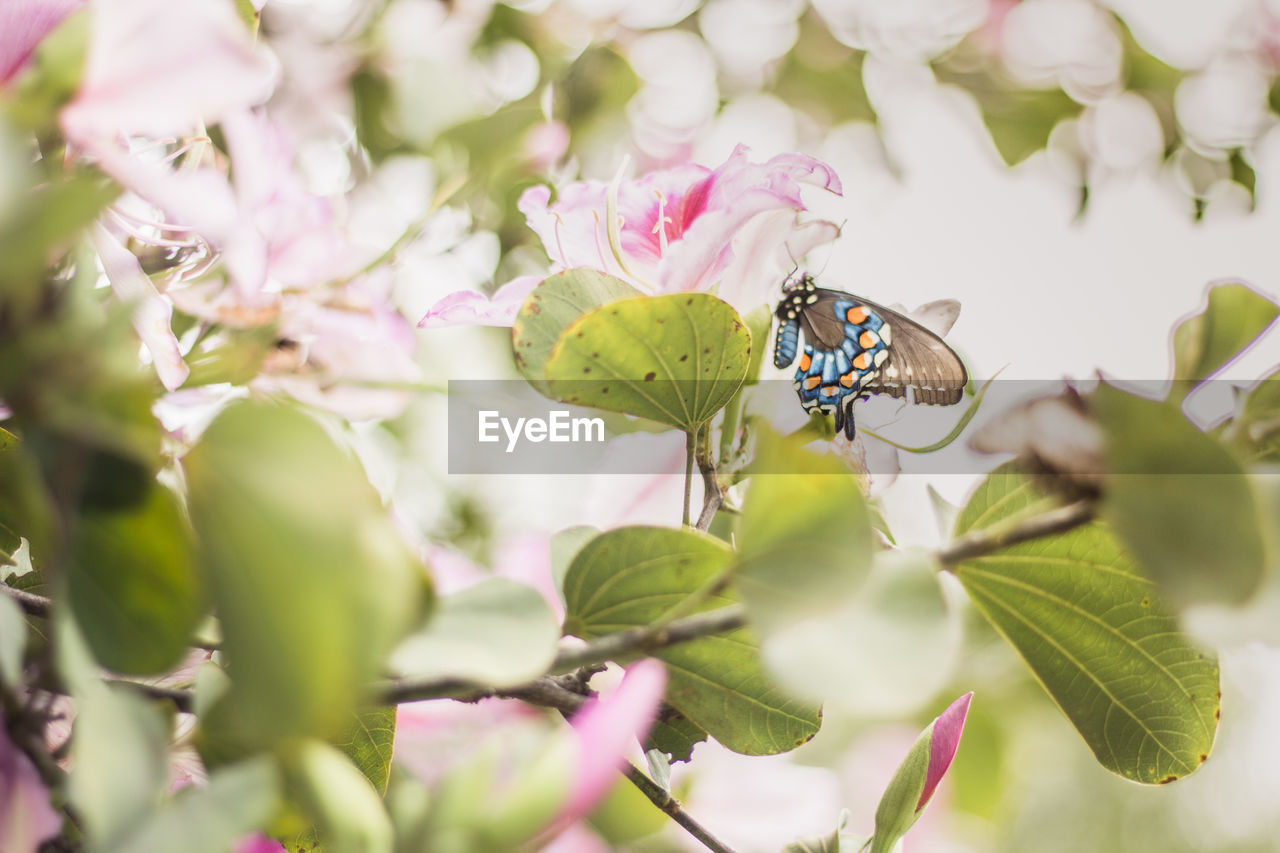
[60,0,277,141]
[426,533,561,620]
[523,120,571,170]
[419,146,842,326]
[559,658,667,823]
[0,0,85,86]
[0,723,62,852]
[418,275,540,330]
[517,144,842,311]
[233,834,287,853]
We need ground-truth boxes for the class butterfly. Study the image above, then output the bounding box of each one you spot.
[773,272,968,439]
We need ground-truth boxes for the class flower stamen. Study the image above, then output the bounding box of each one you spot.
[652,189,672,257]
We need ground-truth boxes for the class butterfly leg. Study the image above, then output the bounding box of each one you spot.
[841,397,856,440]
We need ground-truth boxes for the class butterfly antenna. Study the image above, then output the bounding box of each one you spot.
[813,219,847,278]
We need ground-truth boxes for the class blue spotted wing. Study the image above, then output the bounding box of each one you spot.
[773,274,967,439]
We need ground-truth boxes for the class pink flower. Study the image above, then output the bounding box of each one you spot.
[418,275,540,330]
[60,0,277,142]
[418,146,842,326]
[233,834,287,853]
[917,692,970,812]
[0,723,62,852]
[868,692,972,853]
[517,145,841,311]
[0,0,85,86]
[559,659,667,823]
[425,533,562,621]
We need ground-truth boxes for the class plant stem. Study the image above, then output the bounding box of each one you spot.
[694,425,722,532]
[683,428,695,527]
[380,604,747,705]
[938,499,1096,566]
[622,764,742,853]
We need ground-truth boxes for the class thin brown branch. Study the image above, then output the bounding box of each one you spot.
[937,499,1097,567]
[694,431,722,532]
[622,764,741,853]
[2,584,51,618]
[379,604,747,705]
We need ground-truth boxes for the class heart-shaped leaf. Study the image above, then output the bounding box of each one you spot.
[545,293,751,431]
[512,269,643,394]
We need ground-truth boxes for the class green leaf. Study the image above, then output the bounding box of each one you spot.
[952,465,1220,783]
[770,549,957,714]
[67,484,206,675]
[0,426,17,452]
[285,740,393,853]
[564,526,821,755]
[645,713,707,764]
[70,686,172,849]
[182,324,279,387]
[1229,149,1257,210]
[185,401,429,746]
[585,773,668,845]
[4,7,90,134]
[1224,367,1280,464]
[741,302,775,385]
[1171,282,1279,398]
[735,434,873,635]
[0,170,119,293]
[511,269,643,394]
[114,757,281,853]
[775,15,876,125]
[389,577,559,687]
[414,724,572,850]
[735,436,955,712]
[868,723,935,853]
[550,525,598,604]
[1093,382,1265,607]
[1117,15,1182,154]
[337,707,397,797]
[0,591,26,687]
[545,293,752,432]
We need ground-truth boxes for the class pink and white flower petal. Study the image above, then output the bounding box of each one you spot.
[0,723,62,853]
[90,223,189,391]
[60,0,278,141]
[417,275,539,329]
[0,0,85,86]
[561,659,667,822]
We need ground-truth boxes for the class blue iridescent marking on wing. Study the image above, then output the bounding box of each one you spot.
[773,317,800,369]
[791,299,891,413]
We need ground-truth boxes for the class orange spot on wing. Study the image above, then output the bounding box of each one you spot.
[859,330,878,348]
[853,353,870,370]
[804,376,822,390]
[846,306,869,323]
[799,353,811,371]
[840,372,855,388]
[823,386,839,397]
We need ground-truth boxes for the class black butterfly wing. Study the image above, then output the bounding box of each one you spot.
[836,292,968,406]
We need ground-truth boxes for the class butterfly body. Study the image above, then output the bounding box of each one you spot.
[773,273,967,439]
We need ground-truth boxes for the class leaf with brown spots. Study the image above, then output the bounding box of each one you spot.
[544,293,751,431]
